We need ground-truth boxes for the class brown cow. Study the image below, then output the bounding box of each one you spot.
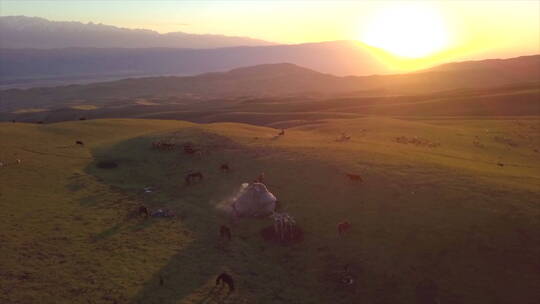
[337,221,351,236]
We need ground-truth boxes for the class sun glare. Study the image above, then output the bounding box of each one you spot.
[360,4,450,58]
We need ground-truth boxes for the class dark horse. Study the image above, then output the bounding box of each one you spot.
[138,205,149,218]
[345,173,362,182]
[215,272,234,292]
[337,221,351,236]
[185,172,203,185]
[220,225,231,241]
[220,163,230,173]
[254,172,265,183]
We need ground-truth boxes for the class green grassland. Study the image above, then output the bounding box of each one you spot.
[1,117,539,303]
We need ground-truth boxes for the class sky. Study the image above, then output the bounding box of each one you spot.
[1,0,539,65]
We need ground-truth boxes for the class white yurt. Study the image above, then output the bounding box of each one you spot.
[231,182,277,217]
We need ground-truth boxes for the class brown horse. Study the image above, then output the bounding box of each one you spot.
[183,144,198,154]
[337,221,351,236]
[220,163,230,173]
[216,272,235,293]
[220,225,231,241]
[185,172,203,185]
[345,173,362,182]
[152,141,175,151]
[138,205,149,218]
[254,172,265,183]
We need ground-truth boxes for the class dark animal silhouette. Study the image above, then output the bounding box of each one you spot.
[79,117,86,121]
[185,172,203,185]
[161,143,175,150]
[37,121,44,124]
[138,205,149,218]
[216,272,234,292]
[183,144,198,154]
[220,163,230,173]
[345,173,362,182]
[75,140,84,146]
[220,225,231,241]
[338,221,351,236]
[254,172,265,183]
[497,162,504,167]
[278,129,285,136]
[152,141,175,151]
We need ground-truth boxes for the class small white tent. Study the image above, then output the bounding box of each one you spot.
[232,183,277,217]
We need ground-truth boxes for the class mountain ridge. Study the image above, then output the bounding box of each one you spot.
[0,16,276,49]
[1,55,539,114]
[0,40,395,87]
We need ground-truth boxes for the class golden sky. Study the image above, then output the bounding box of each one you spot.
[2,0,539,69]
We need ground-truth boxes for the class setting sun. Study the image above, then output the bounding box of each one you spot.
[360,3,451,58]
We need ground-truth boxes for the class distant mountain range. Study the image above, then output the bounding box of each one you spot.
[2,55,538,113]
[0,40,395,88]
[0,16,538,90]
[0,16,275,49]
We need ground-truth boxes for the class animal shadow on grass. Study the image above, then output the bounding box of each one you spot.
[129,237,224,304]
[82,133,255,303]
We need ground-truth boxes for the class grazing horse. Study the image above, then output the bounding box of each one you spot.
[76,140,85,146]
[215,272,235,293]
[138,205,149,218]
[254,172,265,183]
[162,143,175,151]
[152,141,175,151]
[345,173,362,182]
[184,144,197,154]
[185,172,203,185]
[337,221,351,236]
[220,225,231,241]
[220,163,230,173]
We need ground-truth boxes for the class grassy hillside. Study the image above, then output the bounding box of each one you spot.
[1,117,539,303]
[2,55,539,113]
[2,81,539,127]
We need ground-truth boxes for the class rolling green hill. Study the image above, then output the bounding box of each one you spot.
[1,117,539,303]
[2,55,539,115]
